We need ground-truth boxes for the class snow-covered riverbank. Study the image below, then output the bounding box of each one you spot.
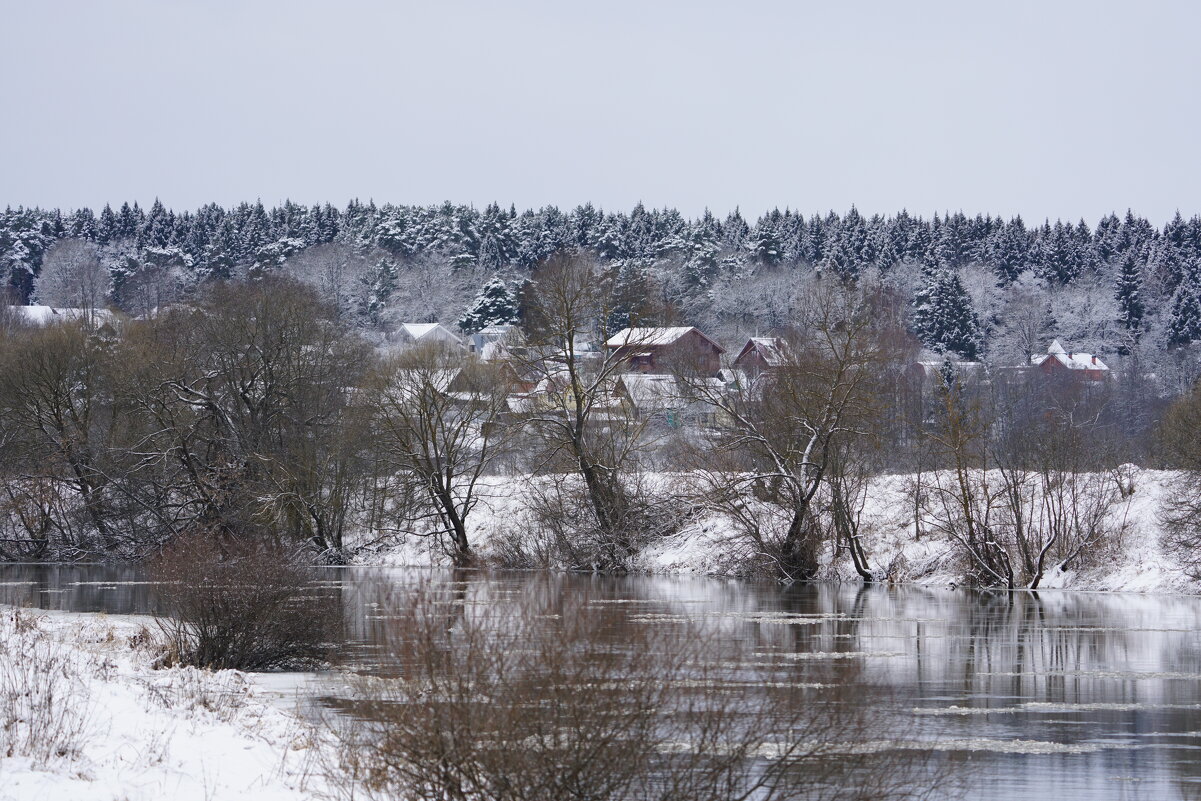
[0,608,321,801]
[355,467,1200,595]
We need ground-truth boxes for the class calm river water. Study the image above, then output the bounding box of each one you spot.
[1,563,1200,801]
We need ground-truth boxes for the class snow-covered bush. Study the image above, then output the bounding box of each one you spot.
[523,473,692,572]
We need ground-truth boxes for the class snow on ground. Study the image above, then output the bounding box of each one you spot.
[355,468,1201,595]
[0,608,322,801]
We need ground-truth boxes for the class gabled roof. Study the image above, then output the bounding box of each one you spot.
[605,326,726,353]
[735,337,790,367]
[616,373,683,409]
[402,322,463,344]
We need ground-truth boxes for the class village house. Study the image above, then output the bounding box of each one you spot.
[1031,340,1109,382]
[468,324,515,356]
[612,373,721,429]
[732,337,790,375]
[605,327,725,376]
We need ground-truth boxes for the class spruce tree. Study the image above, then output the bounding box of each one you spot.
[912,263,983,359]
[1167,263,1201,349]
[96,204,117,245]
[1114,252,1144,333]
[457,277,520,334]
[69,207,97,240]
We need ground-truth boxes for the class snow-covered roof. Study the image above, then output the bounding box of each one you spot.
[617,374,683,409]
[401,322,463,344]
[17,306,116,327]
[605,326,725,352]
[1031,340,1109,372]
[736,337,790,367]
[616,373,724,411]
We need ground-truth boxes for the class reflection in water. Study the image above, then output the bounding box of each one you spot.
[1,563,1200,800]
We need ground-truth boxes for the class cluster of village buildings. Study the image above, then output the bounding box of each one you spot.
[7,303,1113,433]
[394,320,1112,431]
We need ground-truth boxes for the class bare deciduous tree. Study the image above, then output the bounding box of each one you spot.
[32,239,112,315]
[368,345,514,566]
[514,252,668,569]
[0,323,121,555]
[117,277,371,558]
[1159,380,1201,577]
[687,278,901,581]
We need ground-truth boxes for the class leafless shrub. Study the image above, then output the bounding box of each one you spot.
[143,666,251,723]
[486,521,557,569]
[150,536,341,671]
[524,472,693,572]
[317,585,940,801]
[0,609,92,762]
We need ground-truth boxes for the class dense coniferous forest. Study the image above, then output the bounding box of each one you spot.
[3,198,1201,390]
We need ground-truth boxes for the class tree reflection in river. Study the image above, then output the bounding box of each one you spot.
[0,564,1199,799]
[319,572,944,801]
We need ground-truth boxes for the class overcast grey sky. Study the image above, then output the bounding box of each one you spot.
[2,0,1198,223]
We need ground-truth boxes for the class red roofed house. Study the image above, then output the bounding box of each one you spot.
[605,327,725,376]
[1031,340,1109,382]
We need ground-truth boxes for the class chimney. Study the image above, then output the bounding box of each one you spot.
[1092,356,1097,365]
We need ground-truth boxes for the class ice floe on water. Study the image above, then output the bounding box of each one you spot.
[981,669,1201,681]
[760,650,906,660]
[664,737,1143,758]
[913,701,1201,715]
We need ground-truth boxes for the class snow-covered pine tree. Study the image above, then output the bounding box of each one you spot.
[1167,261,1201,349]
[912,261,983,359]
[682,215,721,291]
[69,208,97,240]
[362,256,399,325]
[96,204,117,246]
[606,260,655,332]
[747,211,783,266]
[1114,252,1145,334]
[457,276,520,334]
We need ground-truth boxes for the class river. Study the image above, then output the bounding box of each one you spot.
[1,563,1199,800]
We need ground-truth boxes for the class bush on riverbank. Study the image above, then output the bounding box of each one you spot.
[318,585,938,801]
[151,536,341,671]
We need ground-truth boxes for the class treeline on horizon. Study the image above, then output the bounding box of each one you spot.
[3,199,1201,386]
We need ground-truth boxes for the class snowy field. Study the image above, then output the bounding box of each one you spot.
[0,608,322,801]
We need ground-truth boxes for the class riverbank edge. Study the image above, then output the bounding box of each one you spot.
[351,467,1201,596]
[0,607,322,801]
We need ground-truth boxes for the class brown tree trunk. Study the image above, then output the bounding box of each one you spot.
[780,507,821,581]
